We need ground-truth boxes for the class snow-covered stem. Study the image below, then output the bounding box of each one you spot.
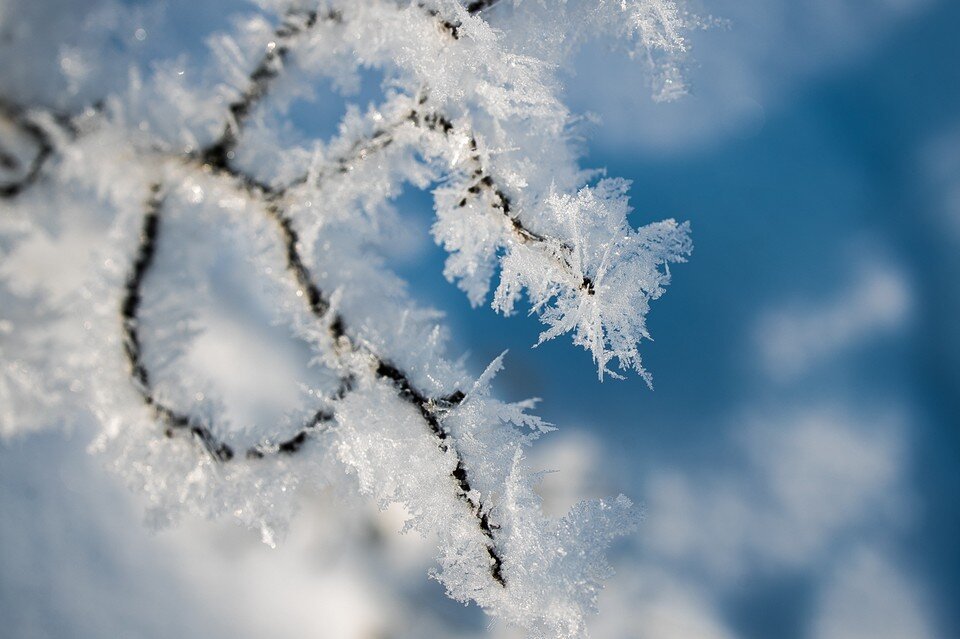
[1,0,696,635]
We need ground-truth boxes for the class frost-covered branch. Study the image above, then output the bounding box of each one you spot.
[0,0,697,635]
[0,101,59,198]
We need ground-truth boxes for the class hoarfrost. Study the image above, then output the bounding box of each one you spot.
[0,1,695,635]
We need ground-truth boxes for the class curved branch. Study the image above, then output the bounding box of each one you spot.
[120,182,352,462]
[199,8,340,172]
[0,101,55,199]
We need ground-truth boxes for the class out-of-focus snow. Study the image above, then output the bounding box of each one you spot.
[754,258,911,380]
[811,547,936,639]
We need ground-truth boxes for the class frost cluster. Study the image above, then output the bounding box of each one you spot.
[0,1,693,635]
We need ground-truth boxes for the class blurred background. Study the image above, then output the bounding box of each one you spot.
[1,0,958,637]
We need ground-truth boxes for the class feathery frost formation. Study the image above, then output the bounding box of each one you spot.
[0,1,693,635]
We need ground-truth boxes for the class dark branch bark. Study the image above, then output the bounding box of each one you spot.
[465,0,502,14]
[0,101,55,199]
